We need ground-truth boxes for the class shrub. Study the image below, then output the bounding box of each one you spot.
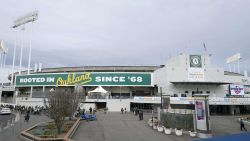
[164,122,170,128]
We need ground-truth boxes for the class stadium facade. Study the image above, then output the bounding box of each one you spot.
[1,54,250,114]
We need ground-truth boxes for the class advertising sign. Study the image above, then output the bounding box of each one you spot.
[195,101,205,120]
[244,85,250,94]
[188,68,204,81]
[230,85,244,96]
[15,72,152,86]
[133,97,161,103]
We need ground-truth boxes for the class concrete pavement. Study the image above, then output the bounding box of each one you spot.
[72,112,195,141]
[2,112,248,141]
[72,112,250,141]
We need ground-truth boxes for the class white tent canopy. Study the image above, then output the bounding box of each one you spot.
[88,86,108,94]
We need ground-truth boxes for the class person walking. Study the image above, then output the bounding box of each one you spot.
[139,110,143,120]
[141,110,144,120]
[89,107,92,115]
[124,107,127,114]
[121,108,124,114]
[240,118,247,131]
[24,110,30,123]
[139,110,141,120]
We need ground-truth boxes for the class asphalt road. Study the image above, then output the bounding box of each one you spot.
[0,113,15,127]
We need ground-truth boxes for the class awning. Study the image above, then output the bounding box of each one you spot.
[88,86,108,94]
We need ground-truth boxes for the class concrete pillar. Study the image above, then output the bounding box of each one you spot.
[230,105,236,115]
[43,86,45,97]
[130,90,132,99]
[14,89,19,105]
[194,94,212,138]
[30,86,33,98]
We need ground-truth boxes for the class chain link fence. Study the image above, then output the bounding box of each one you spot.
[160,109,195,131]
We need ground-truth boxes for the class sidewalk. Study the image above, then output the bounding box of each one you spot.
[8,114,50,141]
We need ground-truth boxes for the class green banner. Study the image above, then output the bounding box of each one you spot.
[15,72,152,86]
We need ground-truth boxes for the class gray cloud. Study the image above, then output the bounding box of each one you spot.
[0,0,250,74]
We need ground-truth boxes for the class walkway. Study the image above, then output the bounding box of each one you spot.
[0,114,50,141]
[72,112,194,141]
[2,112,249,141]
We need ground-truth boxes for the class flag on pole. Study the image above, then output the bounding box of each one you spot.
[203,43,207,52]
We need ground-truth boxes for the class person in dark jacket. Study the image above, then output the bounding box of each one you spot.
[24,110,30,122]
[121,108,124,114]
[89,107,92,114]
[240,118,247,131]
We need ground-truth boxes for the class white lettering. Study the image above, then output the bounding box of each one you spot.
[41,78,45,82]
[46,77,54,82]
[96,77,101,82]
[113,77,119,82]
[120,77,125,82]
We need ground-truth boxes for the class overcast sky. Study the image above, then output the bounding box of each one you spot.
[1,0,250,73]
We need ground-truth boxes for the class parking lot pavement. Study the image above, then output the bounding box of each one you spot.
[72,112,194,141]
[0,114,15,127]
[210,116,250,136]
[4,112,248,141]
[3,115,51,141]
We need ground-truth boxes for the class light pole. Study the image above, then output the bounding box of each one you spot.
[0,40,8,86]
[12,10,38,75]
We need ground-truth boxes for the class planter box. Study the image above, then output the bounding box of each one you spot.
[164,127,172,135]
[148,122,153,127]
[21,118,80,141]
[157,126,164,132]
[189,131,197,137]
[175,128,183,136]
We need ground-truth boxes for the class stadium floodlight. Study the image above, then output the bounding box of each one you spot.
[0,40,8,86]
[0,40,8,54]
[12,11,38,28]
[12,10,38,75]
[226,53,242,73]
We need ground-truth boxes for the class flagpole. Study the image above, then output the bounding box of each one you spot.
[203,43,207,68]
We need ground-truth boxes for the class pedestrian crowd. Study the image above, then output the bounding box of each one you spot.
[132,107,144,120]
[1,104,46,115]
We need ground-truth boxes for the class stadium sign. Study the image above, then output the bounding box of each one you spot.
[190,55,202,68]
[15,72,152,86]
[230,84,244,96]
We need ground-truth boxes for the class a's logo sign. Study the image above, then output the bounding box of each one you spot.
[190,55,202,68]
[192,58,199,65]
